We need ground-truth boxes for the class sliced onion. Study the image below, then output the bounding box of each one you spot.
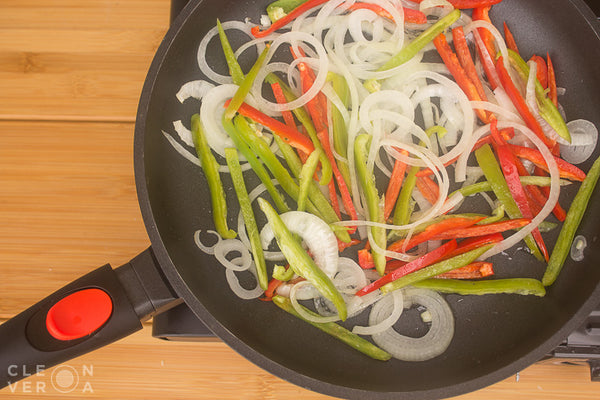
[525,61,568,146]
[162,129,251,173]
[194,230,221,255]
[333,257,369,294]
[370,288,454,362]
[225,260,264,300]
[290,281,340,323]
[197,20,256,85]
[561,119,598,164]
[353,290,404,335]
[571,235,587,262]
[213,239,252,271]
[260,211,339,277]
[176,80,214,103]
[162,130,200,168]
[199,84,239,157]
[173,120,194,147]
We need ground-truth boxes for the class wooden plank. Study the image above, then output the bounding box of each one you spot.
[0,1,170,120]
[0,120,149,318]
[0,323,596,400]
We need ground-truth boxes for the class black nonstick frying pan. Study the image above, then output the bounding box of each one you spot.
[1,0,600,399]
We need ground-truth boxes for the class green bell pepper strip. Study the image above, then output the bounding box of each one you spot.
[297,148,323,212]
[506,49,570,143]
[191,114,236,239]
[380,244,494,294]
[329,72,352,188]
[475,144,544,262]
[266,0,309,23]
[233,115,312,210]
[216,19,244,86]
[221,116,290,213]
[354,134,387,276]
[224,148,268,290]
[258,198,347,320]
[538,221,558,233]
[456,176,568,198]
[265,73,332,186]
[272,264,295,281]
[224,44,270,120]
[273,135,351,243]
[413,278,546,297]
[235,116,350,242]
[543,155,600,286]
[364,9,461,92]
[478,205,505,225]
[272,295,390,360]
[392,165,418,226]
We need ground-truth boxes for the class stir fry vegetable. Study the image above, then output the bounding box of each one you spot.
[167,0,600,363]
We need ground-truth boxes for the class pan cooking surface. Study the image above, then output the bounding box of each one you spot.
[135,0,600,398]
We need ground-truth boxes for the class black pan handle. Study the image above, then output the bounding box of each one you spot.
[0,247,182,389]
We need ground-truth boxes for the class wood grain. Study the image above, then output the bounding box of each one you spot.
[0,1,599,399]
[0,0,170,120]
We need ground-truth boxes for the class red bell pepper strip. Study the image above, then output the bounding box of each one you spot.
[503,21,520,54]
[384,150,408,220]
[529,55,548,89]
[472,6,500,90]
[534,166,567,221]
[416,175,440,205]
[509,144,587,181]
[346,3,427,24]
[547,53,558,107]
[388,217,484,253]
[358,248,375,270]
[496,56,555,149]
[296,58,328,132]
[225,100,315,155]
[292,51,358,224]
[435,261,494,279]
[252,0,329,38]
[452,26,489,108]
[356,239,458,296]
[445,233,504,259]
[434,33,488,124]
[261,277,284,301]
[489,121,549,261]
[447,0,503,7]
[338,238,361,252]
[430,218,531,240]
[271,82,297,129]
[317,129,358,225]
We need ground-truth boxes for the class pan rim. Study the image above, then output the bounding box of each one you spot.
[132,0,600,398]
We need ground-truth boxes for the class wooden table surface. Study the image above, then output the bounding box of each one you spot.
[0,1,598,399]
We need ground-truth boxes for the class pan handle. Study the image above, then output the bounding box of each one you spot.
[0,247,182,389]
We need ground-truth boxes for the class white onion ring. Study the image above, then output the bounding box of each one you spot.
[176,80,215,103]
[260,211,339,277]
[225,260,264,300]
[213,239,252,271]
[194,230,222,255]
[197,20,256,85]
[352,290,403,335]
[370,288,454,362]
[561,119,598,164]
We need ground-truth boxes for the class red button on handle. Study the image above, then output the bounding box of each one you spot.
[46,288,113,341]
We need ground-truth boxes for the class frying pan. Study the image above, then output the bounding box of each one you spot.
[1,0,600,398]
